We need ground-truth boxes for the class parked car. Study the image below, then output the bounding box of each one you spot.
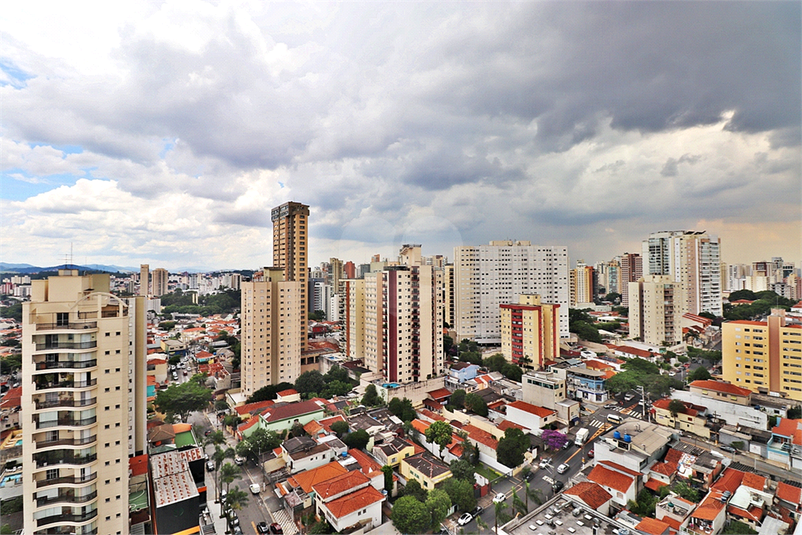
[234,455,245,465]
[256,522,269,534]
[250,483,261,494]
[557,463,570,474]
[587,449,594,459]
[552,480,565,492]
[269,523,283,534]
[719,445,737,453]
[604,403,618,409]
[206,460,215,472]
[471,506,483,517]
[493,493,506,503]
[539,459,551,470]
[458,513,473,526]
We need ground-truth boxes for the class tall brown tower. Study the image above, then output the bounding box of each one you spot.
[271,201,310,350]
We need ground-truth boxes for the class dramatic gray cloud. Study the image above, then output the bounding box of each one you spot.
[1,1,799,270]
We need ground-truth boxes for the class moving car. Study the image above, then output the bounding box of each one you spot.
[206,460,215,472]
[234,455,245,465]
[604,403,618,409]
[607,414,623,425]
[552,480,564,492]
[493,493,506,503]
[624,392,636,402]
[250,483,261,494]
[458,513,473,526]
[557,463,570,474]
[539,459,551,470]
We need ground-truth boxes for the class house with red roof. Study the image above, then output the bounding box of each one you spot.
[313,471,385,533]
[563,481,613,516]
[652,398,711,439]
[768,417,802,469]
[635,517,671,535]
[587,462,639,508]
[689,380,752,406]
[687,489,727,535]
[505,400,557,431]
[276,388,301,403]
[655,493,696,533]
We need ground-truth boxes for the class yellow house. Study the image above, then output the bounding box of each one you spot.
[652,399,711,439]
[373,437,416,467]
[400,452,452,490]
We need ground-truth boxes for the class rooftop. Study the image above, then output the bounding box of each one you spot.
[322,484,385,519]
[563,481,612,510]
[587,464,636,494]
[262,400,324,423]
[508,400,556,418]
[502,494,629,535]
[312,470,370,500]
[690,380,752,397]
[402,452,451,478]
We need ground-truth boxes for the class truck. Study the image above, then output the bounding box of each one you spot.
[575,427,589,446]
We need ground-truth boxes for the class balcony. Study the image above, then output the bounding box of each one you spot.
[35,397,96,410]
[35,341,97,351]
[34,379,97,392]
[36,472,97,488]
[34,452,97,468]
[35,527,97,535]
[35,435,97,449]
[35,360,97,371]
[37,490,98,507]
[35,322,97,331]
[34,415,97,430]
[37,508,98,527]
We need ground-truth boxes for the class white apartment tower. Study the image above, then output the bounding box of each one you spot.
[240,268,303,396]
[628,275,683,345]
[642,230,722,317]
[22,270,146,535]
[454,241,569,344]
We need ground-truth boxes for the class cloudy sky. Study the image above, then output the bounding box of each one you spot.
[2,1,800,272]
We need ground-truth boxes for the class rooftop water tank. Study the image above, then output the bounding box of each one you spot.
[614,430,621,440]
[624,434,632,443]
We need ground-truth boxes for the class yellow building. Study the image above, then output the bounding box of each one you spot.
[240,267,303,396]
[400,452,451,490]
[500,294,559,369]
[628,275,683,345]
[271,201,309,351]
[652,398,711,439]
[152,267,169,297]
[721,309,802,401]
[22,270,147,535]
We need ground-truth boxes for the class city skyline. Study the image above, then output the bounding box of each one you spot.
[2,2,800,270]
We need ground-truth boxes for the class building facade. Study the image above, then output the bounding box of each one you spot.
[500,294,559,369]
[22,270,147,535]
[721,309,802,401]
[271,201,309,351]
[240,267,303,396]
[151,268,168,297]
[453,241,569,344]
[571,261,595,306]
[628,275,683,346]
[619,253,642,308]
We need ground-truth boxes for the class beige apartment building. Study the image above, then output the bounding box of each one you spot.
[271,201,309,351]
[500,294,559,369]
[628,275,683,346]
[22,270,147,535]
[619,252,642,307]
[240,267,303,396]
[570,261,594,306]
[151,267,169,297]
[521,371,567,409]
[341,245,444,383]
[138,264,149,296]
[721,309,802,401]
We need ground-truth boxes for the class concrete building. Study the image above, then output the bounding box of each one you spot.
[341,245,444,384]
[500,294,559,369]
[629,275,683,345]
[443,263,455,330]
[721,309,802,401]
[619,252,642,308]
[151,268,169,297]
[271,201,310,351]
[571,260,595,306]
[521,371,566,409]
[642,230,722,317]
[139,263,149,296]
[22,270,147,535]
[453,241,569,344]
[240,267,303,396]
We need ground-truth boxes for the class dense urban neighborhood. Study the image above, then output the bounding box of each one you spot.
[1,204,801,535]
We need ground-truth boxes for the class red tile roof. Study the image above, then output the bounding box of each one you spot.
[563,481,612,509]
[289,462,348,494]
[497,420,528,433]
[636,517,670,535]
[322,484,384,519]
[411,419,430,434]
[428,388,452,401]
[304,420,325,436]
[775,482,802,505]
[508,400,555,418]
[645,478,669,492]
[0,386,21,409]
[319,415,346,433]
[772,418,802,439]
[262,400,323,423]
[419,409,446,421]
[690,380,751,397]
[598,460,642,477]
[741,472,766,491]
[651,462,677,476]
[587,464,636,494]
[659,517,682,531]
[348,448,383,477]
[462,424,499,450]
[728,505,763,523]
[277,389,299,397]
[235,400,275,415]
[712,468,744,494]
[129,454,149,477]
[692,492,726,521]
[312,470,370,500]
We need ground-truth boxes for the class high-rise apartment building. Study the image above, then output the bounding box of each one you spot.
[22,270,146,535]
[570,260,594,306]
[619,253,642,307]
[500,294,559,369]
[343,261,356,280]
[152,268,169,297]
[721,309,802,401]
[442,264,455,330]
[453,241,569,344]
[240,267,303,396]
[628,275,683,345]
[341,246,443,383]
[642,230,722,317]
[271,201,309,351]
[139,264,149,296]
[329,258,343,294]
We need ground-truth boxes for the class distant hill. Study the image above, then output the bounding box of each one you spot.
[0,262,138,274]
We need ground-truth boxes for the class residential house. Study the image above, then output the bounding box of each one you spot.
[686,491,727,535]
[347,448,387,492]
[594,420,674,473]
[586,461,639,509]
[313,471,385,533]
[567,367,610,403]
[279,461,348,512]
[563,481,613,516]
[282,436,335,474]
[652,398,711,439]
[767,418,802,469]
[775,482,802,526]
[655,493,696,533]
[505,400,557,431]
[400,452,452,490]
[635,518,671,535]
[372,437,416,467]
[448,362,481,384]
[723,471,771,532]
[689,380,752,406]
[275,389,302,403]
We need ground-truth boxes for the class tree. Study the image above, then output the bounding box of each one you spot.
[668,399,686,418]
[362,384,380,406]
[731,441,745,451]
[343,429,370,450]
[295,370,326,396]
[541,429,568,451]
[459,350,483,365]
[450,389,466,409]
[392,496,431,534]
[494,500,510,534]
[154,380,212,421]
[497,428,530,468]
[501,363,523,382]
[382,465,394,493]
[449,459,475,482]
[330,420,350,437]
[401,479,428,503]
[219,462,241,495]
[688,367,712,382]
[627,489,657,517]
[788,405,802,420]
[389,397,416,422]
[485,353,507,372]
[246,381,295,403]
[425,420,453,457]
[722,521,758,535]
[426,489,452,530]
[512,488,526,516]
[225,486,250,511]
[464,393,488,417]
[671,480,700,502]
[442,477,476,512]
[205,430,226,448]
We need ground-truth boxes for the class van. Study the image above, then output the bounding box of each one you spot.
[607,414,623,425]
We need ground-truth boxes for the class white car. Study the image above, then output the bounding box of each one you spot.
[457,513,473,526]
[492,492,506,503]
[250,483,261,494]
[539,459,551,470]
[557,463,570,474]
[234,456,245,465]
